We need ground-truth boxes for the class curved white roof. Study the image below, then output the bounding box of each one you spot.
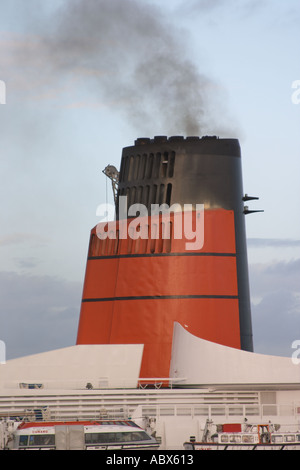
[169,323,300,386]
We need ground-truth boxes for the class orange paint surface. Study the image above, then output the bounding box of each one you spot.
[76,209,241,378]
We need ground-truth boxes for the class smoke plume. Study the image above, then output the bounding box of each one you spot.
[7,0,232,136]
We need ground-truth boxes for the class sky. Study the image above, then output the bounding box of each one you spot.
[0,0,299,361]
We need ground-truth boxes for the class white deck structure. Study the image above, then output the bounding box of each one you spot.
[0,324,299,449]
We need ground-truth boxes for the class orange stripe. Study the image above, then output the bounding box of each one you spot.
[82,255,238,299]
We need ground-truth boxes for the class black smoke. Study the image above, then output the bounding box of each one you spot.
[8,0,233,136]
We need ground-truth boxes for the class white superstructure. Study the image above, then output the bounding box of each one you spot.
[0,323,299,450]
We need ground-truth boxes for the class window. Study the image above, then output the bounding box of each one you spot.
[28,434,55,446]
[271,435,283,443]
[284,435,296,442]
[19,435,29,447]
[242,435,254,443]
[85,431,151,444]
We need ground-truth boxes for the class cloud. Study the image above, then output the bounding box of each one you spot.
[0,233,49,247]
[249,259,300,297]
[179,0,229,13]
[248,238,300,248]
[249,259,300,357]
[0,271,81,360]
[252,291,300,358]
[14,257,41,270]
[177,0,270,15]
